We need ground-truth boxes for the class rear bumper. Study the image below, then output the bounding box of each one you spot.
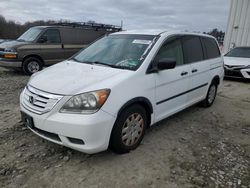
[224,68,250,79]
[0,59,22,68]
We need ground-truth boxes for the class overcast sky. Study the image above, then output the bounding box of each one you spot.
[0,0,230,32]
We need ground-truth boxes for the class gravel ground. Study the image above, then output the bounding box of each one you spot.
[0,67,250,188]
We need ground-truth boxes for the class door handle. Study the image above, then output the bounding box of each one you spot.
[181,71,188,76]
[192,69,198,73]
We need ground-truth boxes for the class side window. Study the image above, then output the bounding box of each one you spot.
[154,37,184,66]
[202,37,220,59]
[182,36,203,64]
[40,29,61,43]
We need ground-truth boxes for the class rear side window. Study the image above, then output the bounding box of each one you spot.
[202,37,220,59]
[182,36,203,64]
[41,29,61,43]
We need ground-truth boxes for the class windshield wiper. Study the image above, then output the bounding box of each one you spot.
[71,59,134,70]
[92,61,135,70]
[17,39,25,42]
[91,61,118,68]
[71,57,83,63]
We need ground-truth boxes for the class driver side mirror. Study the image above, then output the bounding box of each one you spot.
[157,58,176,70]
[147,58,176,74]
[37,36,47,43]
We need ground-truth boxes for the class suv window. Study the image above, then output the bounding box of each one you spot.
[201,37,220,59]
[40,29,61,43]
[154,37,184,66]
[182,36,203,64]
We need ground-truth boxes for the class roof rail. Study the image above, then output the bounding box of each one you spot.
[51,22,122,32]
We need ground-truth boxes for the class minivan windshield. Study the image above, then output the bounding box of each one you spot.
[225,47,250,58]
[17,27,42,42]
[73,34,156,70]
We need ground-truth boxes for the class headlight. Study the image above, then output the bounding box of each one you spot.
[60,89,110,114]
[4,48,17,53]
[4,48,17,59]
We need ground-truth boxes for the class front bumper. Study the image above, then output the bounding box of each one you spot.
[224,68,250,79]
[0,58,22,68]
[20,91,116,154]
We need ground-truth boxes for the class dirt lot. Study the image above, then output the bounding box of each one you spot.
[0,67,249,188]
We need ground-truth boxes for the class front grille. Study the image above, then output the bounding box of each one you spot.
[224,65,245,70]
[31,126,61,142]
[22,85,63,115]
[0,50,4,58]
[224,69,243,78]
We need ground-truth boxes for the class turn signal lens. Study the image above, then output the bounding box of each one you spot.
[4,53,17,59]
[96,89,110,106]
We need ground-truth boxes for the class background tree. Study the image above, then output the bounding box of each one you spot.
[0,15,57,39]
[204,28,225,45]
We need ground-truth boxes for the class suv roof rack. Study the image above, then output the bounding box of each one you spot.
[51,22,122,32]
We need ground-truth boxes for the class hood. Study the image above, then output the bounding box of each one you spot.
[29,60,128,95]
[0,40,30,49]
[0,39,10,44]
[224,56,250,66]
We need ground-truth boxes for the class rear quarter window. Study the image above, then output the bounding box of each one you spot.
[201,37,220,59]
[182,36,203,64]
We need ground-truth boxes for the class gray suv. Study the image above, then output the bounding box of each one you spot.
[0,23,121,75]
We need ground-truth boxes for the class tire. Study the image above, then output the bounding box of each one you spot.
[22,57,43,75]
[202,81,218,107]
[109,104,148,154]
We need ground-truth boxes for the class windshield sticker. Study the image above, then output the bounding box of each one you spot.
[127,60,139,66]
[116,59,139,68]
[132,40,152,45]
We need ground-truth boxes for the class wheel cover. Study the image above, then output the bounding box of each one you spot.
[27,61,40,73]
[208,85,216,104]
[121,113,144,146]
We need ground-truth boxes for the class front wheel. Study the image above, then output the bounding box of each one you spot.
[109,104,148,154]
[202,82,218,107]
[22,57,43,75]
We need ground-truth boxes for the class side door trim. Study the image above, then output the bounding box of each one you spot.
[156,83,208,105]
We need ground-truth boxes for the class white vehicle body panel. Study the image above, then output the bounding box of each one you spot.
[224,56,250,66]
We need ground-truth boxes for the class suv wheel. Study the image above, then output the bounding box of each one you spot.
[202,81,218,107]
[22,57,43,75]
[110,104,148,154]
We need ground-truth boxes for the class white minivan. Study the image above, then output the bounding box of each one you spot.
[20,30,224,154]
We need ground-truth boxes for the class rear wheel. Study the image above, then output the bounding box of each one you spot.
[110,104,148,154]
[22,57,43,75]
[202,81,218,107]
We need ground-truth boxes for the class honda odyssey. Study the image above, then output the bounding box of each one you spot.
[20,30,224,154]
